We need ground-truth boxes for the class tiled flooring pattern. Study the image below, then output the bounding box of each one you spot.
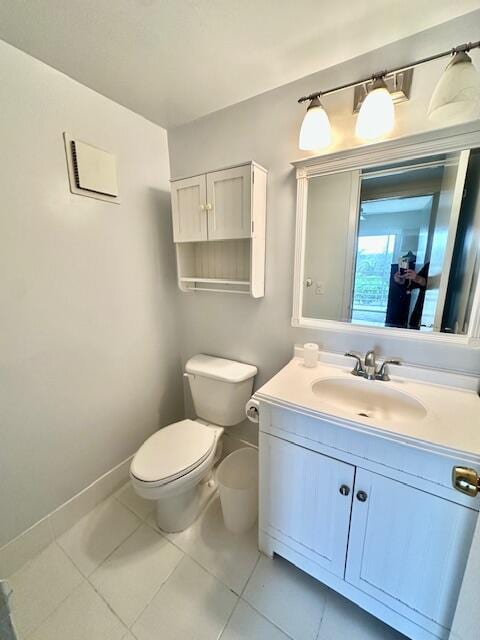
[7,483,408,640]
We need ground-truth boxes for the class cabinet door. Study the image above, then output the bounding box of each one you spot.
[346,469,478,637]
[171,175,208,242]
[206,165,252,240]
[260,433,355,577]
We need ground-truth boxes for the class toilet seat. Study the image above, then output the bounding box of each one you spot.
[130,419,217,487]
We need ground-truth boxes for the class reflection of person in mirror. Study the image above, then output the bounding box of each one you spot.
[386,260,430,330]
[391,262,443,330]
[393,267,428,290]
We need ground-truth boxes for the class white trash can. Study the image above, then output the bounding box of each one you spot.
[0,581,18,640]
[217,447,258,534]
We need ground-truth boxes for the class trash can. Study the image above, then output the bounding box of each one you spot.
[217,447,258,534]
[0,581,19,640]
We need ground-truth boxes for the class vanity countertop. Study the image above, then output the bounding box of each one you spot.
[255,355,480,459]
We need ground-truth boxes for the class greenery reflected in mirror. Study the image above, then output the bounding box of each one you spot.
[302,149,480,334]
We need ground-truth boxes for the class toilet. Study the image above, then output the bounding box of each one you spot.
[130,354,257,532]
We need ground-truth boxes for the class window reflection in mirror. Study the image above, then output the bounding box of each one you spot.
[302,149,480,334]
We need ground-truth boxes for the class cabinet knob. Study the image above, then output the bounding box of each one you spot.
[339,485,350,496]
[199,204,205,211]
[205,203,212,211]
[356,490,368,502]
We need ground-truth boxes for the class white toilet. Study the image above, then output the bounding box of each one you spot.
[130,354,257,532]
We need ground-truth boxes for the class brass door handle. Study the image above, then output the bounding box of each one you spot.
[452,466,480,497]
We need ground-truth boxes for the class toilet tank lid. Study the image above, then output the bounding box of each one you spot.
[186,354,257,383]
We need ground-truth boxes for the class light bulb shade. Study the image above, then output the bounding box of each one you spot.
[299,97,332,150]
[428,52,480,125]
[355,79,395,141]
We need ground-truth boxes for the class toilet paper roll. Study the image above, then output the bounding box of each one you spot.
[303,342,319,368]
[245,398,260,423]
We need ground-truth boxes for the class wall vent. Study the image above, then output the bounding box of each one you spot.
[64,133,120,204]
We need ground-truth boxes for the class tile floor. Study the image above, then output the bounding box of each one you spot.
[7,482,408,640]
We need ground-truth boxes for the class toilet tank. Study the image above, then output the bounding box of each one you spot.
[185,355,257,427]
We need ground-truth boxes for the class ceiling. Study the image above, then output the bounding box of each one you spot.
[362,196,433,215]
[0,0,478,128]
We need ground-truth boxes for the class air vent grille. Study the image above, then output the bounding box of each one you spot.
[71,141,81,190]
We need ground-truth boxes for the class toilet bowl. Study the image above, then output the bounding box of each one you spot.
[130,354,257,532]
[130,419,223,532]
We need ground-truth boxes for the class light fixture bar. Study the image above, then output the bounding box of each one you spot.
[298,40,480,104]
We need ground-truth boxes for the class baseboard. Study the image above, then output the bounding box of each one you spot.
[0,455,133,578]
[1,426,259,577]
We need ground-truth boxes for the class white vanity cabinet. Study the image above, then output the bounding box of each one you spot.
[259,405,479,640]
[170,162,267,296]
[261,434,355,577]
[346,469,477,634]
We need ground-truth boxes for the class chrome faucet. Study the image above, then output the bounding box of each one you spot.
[364,350,376,380]
[344,350,401,381]
[344,352,365,377]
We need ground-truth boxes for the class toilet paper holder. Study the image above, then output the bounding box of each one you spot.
[245,398,260,423]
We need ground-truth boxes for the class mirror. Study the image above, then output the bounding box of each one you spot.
[300,148,480,335]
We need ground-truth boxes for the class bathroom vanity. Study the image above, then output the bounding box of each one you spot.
[256,350,480,640]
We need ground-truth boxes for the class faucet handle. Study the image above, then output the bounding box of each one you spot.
[377,359,401,381]
[344,352,365,376]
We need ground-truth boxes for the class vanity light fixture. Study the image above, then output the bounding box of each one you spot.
[355,76,395,140]
[428,50,480,124]
[298,95,332,150]
[297,40,480,150]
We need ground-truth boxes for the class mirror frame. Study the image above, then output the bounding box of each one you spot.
[291,121,480,346]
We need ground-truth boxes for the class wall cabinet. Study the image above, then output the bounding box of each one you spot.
[171,174,208,242]
[171,162,267,296]
[206,165,252,240]
[259,413,479,640]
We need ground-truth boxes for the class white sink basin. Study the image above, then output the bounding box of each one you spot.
[311,377,427,423]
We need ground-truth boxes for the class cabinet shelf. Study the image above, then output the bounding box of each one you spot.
[179,275,251,295]
[185,287,251,295]
[171,162,267,297]
[179,277,250,285]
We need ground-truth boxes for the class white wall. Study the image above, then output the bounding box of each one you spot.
[0,41,183,546]
[168,12,480,389]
